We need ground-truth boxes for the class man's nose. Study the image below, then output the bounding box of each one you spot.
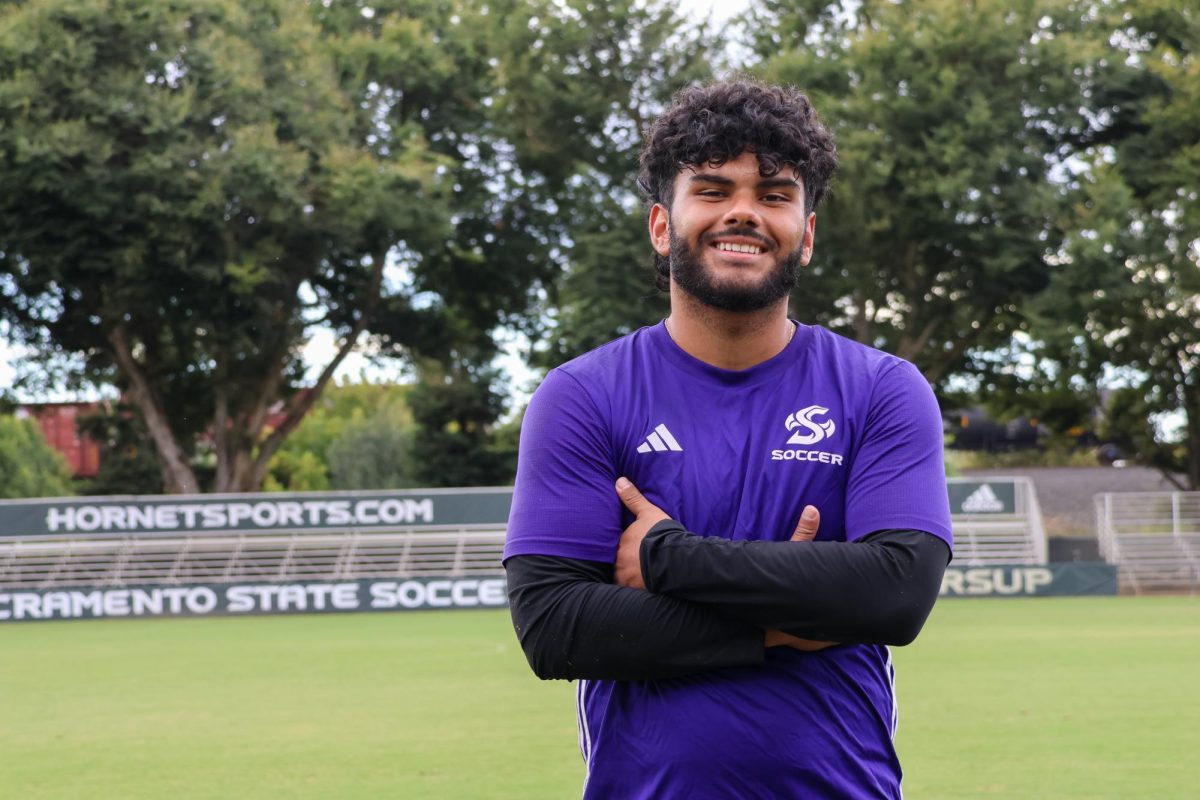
[724,191,761,227]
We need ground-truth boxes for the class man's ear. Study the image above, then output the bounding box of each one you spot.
[648,203,671,256]
[799,212,816,266]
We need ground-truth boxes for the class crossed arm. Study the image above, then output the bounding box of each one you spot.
[506,478,950,682]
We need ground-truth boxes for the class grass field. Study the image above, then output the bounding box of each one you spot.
[2,597,1198,799]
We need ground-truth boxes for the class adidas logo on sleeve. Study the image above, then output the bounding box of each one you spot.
[637,424,682,454]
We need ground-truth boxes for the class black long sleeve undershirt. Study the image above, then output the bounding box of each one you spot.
[505,554,765,681]
[506,527,949,681]
[642,523,951,644]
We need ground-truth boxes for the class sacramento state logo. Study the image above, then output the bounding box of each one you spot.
[772,405,843,464]
[785,405,836,446]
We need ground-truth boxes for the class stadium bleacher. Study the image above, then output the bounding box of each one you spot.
[1095,491,1200,594]
[4,484,1197,597]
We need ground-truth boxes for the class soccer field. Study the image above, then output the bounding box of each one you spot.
[2,597,1197,799]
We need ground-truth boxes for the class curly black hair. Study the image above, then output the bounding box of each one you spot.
[638,79,838,291]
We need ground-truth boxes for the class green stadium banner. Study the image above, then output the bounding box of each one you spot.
[0,488,514,537]
[939,563,1117,598]
[946,480,1017,514]
[1,563,1121,621]
[0,577,509,622]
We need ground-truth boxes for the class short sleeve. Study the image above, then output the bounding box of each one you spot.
[843,360,953,548]
[503,368,624,563]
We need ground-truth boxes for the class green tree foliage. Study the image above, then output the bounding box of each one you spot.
[0,415,73,498]
[327,415,413,490]
[0,0,444,493]
[534,200,670,367]
[751,0,1104,384]
[263,380,413,491]
[0,0,710,492]
[264,449,329,492]
[312,0,707,372]
[407,361,513,487]
[498,2,708,365]
[1032,0,1200,487]
[962,335,1101,447]
[1101,387,1188,479]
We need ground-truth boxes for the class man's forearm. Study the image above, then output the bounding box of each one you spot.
[639,525,950,645]
[506,554,766,681]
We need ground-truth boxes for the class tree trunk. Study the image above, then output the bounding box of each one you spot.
[214,250,390,493]
[852,289,872,344]
[209,356,285,493]
[108,325,200,494]
[213,389,232,491]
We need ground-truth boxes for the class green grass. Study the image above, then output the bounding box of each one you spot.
[894,597,1200,798]
[2,598,1198,799]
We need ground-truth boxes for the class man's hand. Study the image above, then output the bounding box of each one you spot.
[615,477,669,590]
[616,484,836,652]
[790,505,820,542]
[617,482,823,591]
[769,504,836,652]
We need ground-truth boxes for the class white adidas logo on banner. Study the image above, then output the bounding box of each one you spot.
[962,484,1005,513]
[637,424,682,454]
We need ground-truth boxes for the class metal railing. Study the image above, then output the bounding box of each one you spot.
[1096,491,1200,594]
[0,527,506,589]
[2,477,1055,589]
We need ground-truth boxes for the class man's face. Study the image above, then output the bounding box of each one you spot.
[649,151,816,312]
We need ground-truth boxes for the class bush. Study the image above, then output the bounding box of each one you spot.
[0,415,74,498]
[264,381,414,492]
[327,415,414,490]
[944,447,1103,472]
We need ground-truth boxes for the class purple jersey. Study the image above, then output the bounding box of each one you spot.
[505,321,952,799]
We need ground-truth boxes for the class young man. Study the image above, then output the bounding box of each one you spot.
[504,80,952,799]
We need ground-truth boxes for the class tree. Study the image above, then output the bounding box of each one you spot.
[264,379,414,491]
[310,0,713,482]
[0,0,714,493]
[537,199,676,367]
[746,0,1104,384]
[0,0,445,493]
[490,0,709,365]
[959,333,1101,445]
[76,403,165,495]
[264,449,329,493]
[1030,0,1199,487]
[0,415,73,498]
[327,414,413,490]
[407,360,514,487]
[533,199,670,367]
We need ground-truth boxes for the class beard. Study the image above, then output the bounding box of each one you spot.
[668,227,803,313]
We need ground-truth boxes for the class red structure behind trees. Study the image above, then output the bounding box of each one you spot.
[17,403,103,478]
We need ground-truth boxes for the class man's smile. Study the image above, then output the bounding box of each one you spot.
[714,241,765,255]
[705,231,774,263]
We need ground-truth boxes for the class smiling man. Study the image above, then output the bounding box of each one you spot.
[504,80,952,799]
[658,152,814,316]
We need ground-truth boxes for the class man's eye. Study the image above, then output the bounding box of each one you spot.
[763,194,792,203]
[698,189,725,198]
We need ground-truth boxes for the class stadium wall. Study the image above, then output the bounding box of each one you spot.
[939,563,1116,598]
[0,485,1118,623]
[0,577,507,622]
[0,562,1119,623]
